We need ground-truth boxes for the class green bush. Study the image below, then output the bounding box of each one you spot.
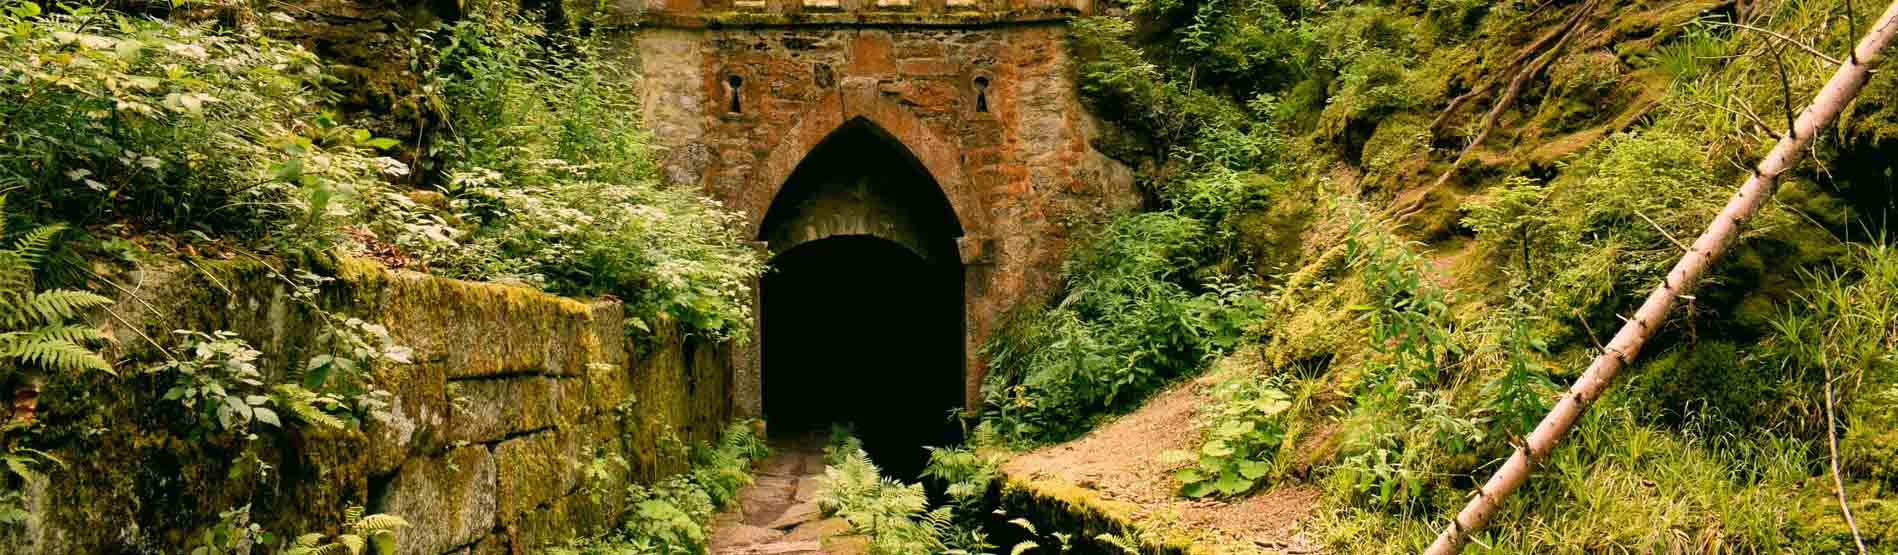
[1162,373,1291,497]
[412,10,762,338]
[0,3,407,251]
[550,422,768,555]
[980,211,1263,444]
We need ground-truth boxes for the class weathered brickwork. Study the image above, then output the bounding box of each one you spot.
[615,11,1139,409]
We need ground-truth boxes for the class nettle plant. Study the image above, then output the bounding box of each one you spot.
[1164,374,1292,498]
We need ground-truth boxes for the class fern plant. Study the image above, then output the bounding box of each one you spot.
[0,197,114,377]
[278,505,409,555]
[1,196,110,517]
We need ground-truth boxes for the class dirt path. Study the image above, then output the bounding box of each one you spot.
[708,436,862,555]
[1002,356,1322,553]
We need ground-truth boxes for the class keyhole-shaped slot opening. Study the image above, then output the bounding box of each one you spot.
[727,75,744,114]
[972,76,990,113]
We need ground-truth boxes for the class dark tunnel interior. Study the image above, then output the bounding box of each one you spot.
[762,236,964,479]
[758,118,968,479]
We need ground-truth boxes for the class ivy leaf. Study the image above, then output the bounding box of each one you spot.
[1200,439,1233,458]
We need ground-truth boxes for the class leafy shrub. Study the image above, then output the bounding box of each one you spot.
[0,3,408,251]
[414,11,761,338]
[810,431,1006,555]
[550,422,768,555]
[1163,373,1291,497]
[979,211,1263,444]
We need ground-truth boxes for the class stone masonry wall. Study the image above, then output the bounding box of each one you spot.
[4,257,733,555]
[619,20,1140,407]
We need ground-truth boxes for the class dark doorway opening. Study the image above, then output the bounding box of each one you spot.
[762,236,963,478]
[758,118,967,479]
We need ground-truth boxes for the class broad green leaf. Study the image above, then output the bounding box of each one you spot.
[1214,473,1253,496]
[1237,460,1270,480]
[253,407,281,427]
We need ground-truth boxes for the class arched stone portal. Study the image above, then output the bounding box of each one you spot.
[758,120,965,477]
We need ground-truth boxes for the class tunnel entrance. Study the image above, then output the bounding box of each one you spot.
[758,118,965,479]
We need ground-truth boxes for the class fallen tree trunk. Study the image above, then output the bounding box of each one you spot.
[1423,3,1898,554]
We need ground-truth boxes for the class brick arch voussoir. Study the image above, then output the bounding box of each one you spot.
[753,87,986,244]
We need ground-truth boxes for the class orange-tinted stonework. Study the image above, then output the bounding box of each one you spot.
[607,1,1138,415]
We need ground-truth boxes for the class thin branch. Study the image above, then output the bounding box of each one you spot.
[1685,98,1776,138]
[1634,211,1690,252]
[1824,368,1869,555]
[1705,20,1845,65]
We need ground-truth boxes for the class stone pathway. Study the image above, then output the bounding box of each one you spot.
[708,436,865,554]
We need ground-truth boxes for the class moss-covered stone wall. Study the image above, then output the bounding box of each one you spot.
[2,257,734,555]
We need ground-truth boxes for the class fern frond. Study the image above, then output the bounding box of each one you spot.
[334,534,365,555]
[22,324,106,346]
[342,505,365,527]
[294,533,326,547]
[25,289,113,322]
[351,514,410,533]
[2,455,41,483]
[275,385,347,429]
[8,223,64,264]
[7,338,112,374]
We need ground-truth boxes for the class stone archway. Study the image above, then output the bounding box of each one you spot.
[756,117,965,477]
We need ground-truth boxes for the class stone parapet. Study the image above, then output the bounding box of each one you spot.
[4,256,734,555]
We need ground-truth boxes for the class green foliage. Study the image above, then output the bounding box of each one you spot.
[1757,241,1898,482]
[413,11,762,339]
[276,506,410,555]
[1473,303,1556,438]
[188,504,408,555]
[0,2,408,251]
[549,422,768,555]
[920,446,1001,509]
[1650,23,1728,82]
[153,264,410,438]
[0,200,112,377]
[820,446,1008,555]
[0,196,107,521]
[979,211,1263,445]
[1163,373,1290,498]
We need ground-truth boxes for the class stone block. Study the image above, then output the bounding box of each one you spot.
[494,431,583,525]
[363,360,448,474]
[379,272,595,381]
[444,377,570,444]
[896,58,958,77]
[848,31,895,75]
[378,445,497,555]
